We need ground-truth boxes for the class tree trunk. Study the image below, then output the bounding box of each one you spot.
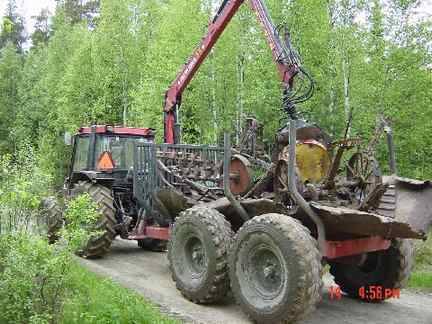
[342,55,351,136]
[236,54,245,145]
[209,53,218,142]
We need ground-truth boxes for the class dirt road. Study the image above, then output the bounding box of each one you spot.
[80,239,432,324]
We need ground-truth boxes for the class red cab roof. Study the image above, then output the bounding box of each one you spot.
[79,125,155,137]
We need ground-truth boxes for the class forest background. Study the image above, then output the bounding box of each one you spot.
[0,0,431,187]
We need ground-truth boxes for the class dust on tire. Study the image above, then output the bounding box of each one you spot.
[229,213,323,323]
[168,207,233,304]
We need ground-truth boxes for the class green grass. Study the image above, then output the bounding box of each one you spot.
[62,263,178,324]
[408,272,432,290]
[408,234,432,291]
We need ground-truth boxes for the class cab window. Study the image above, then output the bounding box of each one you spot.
[73,136,90,171]
[95,136,151,170]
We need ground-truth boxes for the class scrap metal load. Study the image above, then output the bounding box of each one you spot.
[140,121,430,243]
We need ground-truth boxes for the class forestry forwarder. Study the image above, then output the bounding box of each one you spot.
[43,0,432,323]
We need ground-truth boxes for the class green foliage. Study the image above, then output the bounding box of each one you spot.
[0,0,26,52]
[0,141,53,234]
[55,0,100,26]
[0,234,72,324]
[0,144,64,322]
[414,234,432,272]
[62,264,178,324]
[408,234,432,290]
[408,272,432,291]
[0,42,22,153]
[0,234,176,324]
[62,193,102,252]
[31,8,51,48]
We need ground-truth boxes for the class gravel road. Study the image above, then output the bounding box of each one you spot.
[80,239,432,324]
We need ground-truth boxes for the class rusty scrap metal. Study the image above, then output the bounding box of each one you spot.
[325,138,362,189]
[224,133,249,222]
[147,114,432,244]
[359,183,388,211]
[310,203,425,240]
[227,154,253,196]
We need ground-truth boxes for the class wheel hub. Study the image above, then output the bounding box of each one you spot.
[248,245,285,298]
[185,236,207,275]
[263,263,277,280]
[192,245,205,266]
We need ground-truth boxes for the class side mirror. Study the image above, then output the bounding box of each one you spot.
[64,132,72,146]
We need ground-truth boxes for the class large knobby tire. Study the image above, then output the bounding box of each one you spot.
[329,239,413,301]
[168,207,233,304]
[70,181,117,258]
[40,197,63,244]
[229,213,322,324]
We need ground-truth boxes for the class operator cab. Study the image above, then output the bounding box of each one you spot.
[67,125,155,188]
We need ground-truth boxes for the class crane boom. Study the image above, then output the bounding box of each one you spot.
[164,0,303,144]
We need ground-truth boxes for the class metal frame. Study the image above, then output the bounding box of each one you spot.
[325,236,391,259]
[130,228,391,260]
[133,142,224,214]
[79,125,154,137]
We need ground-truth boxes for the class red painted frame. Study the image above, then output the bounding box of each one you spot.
[128,226,171,241]
[79,125,154,137]
[325,236,391,259]
[130,226,391,259]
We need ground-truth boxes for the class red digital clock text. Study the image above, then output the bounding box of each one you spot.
[358,286,400,301]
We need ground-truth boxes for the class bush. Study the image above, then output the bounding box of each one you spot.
[414,234,432,272]
[0,142,53,235]
[0,234,72,324]
[0,192,109,324]
[61,193,103,253]
[0,193,175,324]
[408,234,432,290]
[0,142,69,323]
[0,143,106,323]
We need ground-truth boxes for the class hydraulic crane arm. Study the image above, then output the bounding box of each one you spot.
[164,0,309,144]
